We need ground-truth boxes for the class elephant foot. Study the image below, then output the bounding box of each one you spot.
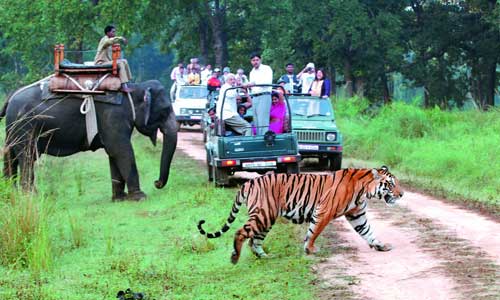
[127,190,147,201]
[112,191,127,202]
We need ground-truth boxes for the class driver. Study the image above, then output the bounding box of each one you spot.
[216,74,252,136]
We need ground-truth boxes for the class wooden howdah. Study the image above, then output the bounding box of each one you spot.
[51,43,122,94]
[49,74,121,92]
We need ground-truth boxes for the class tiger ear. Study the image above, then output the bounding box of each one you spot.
[381,165,389,172]
[371,168,381,180]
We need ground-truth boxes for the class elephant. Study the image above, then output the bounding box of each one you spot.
[0,79,177,200]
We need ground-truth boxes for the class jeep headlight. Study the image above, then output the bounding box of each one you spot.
[326,132,336,141]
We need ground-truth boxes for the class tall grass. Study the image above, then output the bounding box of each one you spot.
[334,97,500,210]
[0,182,53,273]
[0,135,321,299]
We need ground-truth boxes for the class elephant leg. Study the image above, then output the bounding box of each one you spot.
[107,144,146,201]
[109,157,127,201]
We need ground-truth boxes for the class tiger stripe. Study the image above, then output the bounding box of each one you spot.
[197,166,403,264]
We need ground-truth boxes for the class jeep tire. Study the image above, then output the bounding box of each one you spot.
[328,153,342,171]
[213,166,229,186]
[286,162,300,174]
[207,152,214,182]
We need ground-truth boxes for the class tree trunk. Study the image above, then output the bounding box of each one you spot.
[343,59,353,98]
[381,72,391,103]
[198,18,210,64]
[205,0,228,67]
[484,59,497,109]
[355,77,365,98]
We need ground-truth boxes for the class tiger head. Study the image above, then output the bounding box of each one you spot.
[371,166,404,206]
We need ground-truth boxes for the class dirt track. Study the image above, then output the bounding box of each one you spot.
[177,127,500,300]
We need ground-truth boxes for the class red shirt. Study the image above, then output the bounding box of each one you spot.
[207,77,221,88]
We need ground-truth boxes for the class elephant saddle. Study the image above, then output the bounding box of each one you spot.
[49,43,121,94]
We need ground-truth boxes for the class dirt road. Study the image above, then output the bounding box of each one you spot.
[176,127,500,300]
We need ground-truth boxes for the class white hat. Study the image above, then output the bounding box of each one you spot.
[306,62,315,69]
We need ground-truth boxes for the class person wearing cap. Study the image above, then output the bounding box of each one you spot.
[278,63,299,94]
[222,66,231,84]
[297,62,316,94]
[235,68,248,85]
[247,52,273,135]
[216,73,252,136]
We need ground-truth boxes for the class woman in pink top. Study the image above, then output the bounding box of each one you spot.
[269,91,287,134]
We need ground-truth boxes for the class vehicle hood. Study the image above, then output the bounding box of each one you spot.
[173,97,207,109]
[292,119,338,131]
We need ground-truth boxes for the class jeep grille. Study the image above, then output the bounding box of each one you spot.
[295,130,324,142]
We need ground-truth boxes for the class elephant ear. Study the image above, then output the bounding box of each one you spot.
[143,87,152,126]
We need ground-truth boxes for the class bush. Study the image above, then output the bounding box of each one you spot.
[336,99,500,208]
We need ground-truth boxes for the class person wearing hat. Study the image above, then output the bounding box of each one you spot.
[297,62,316,94]
[222,66,231,84]
[247,52,273,135]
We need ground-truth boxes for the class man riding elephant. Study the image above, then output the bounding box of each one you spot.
[95,25,133,93]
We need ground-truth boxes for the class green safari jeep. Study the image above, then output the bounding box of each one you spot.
[205,85,301,186]
[288,95,343,170]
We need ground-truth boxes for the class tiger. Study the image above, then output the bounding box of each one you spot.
[197,166,404,264]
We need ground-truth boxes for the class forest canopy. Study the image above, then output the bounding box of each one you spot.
[0,0,498,109]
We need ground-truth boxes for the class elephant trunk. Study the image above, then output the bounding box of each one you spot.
[154,122,177,189]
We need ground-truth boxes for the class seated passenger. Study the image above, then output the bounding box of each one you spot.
[269,91,287,134]
[216,74,252,136]
[94,25,132,92]
[187,66,201,85]
[207,71,221,92]
[309,68,331,98]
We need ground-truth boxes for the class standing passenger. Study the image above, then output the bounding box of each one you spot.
[247,52,273,135]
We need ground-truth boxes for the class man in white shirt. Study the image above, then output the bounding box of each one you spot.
[247,52,273,135]
[170,63,185,100]
[217,74,252,136]
[297,62,316,94]
[200,64,212,85]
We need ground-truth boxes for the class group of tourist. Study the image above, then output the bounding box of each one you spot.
[165,49,333,137]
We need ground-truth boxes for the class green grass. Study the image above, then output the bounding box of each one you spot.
[334,97,500,212]
[0,135,319,299]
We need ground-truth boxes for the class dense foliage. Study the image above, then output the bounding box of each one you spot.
[0,0,498,108]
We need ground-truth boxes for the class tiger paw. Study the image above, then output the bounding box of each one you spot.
[370,243,393,251]
[304,244,320,255]
[250,245,268,258]
[231,251,240,264]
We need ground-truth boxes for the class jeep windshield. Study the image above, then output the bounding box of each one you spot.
[289,97,333,118]
[178,86,209,99]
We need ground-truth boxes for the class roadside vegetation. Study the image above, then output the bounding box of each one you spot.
[0,132,321,299]
[334,97,500,215]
